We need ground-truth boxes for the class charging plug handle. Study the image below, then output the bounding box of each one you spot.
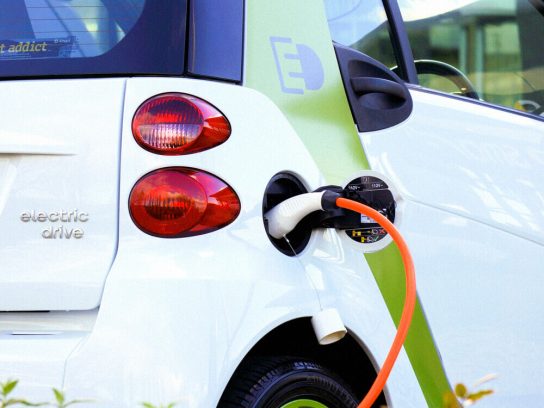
[315,185,396,231]
[264,191,340,239]
[264,183,395,239]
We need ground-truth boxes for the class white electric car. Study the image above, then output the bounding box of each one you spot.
[0,1,543,407]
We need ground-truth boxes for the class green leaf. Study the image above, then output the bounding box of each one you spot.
[2,380,18,397]
[4,399,46,407]
[141,404,156,408]
[64,399,93,407]
[53,388,65,405]
[454,383,468,398]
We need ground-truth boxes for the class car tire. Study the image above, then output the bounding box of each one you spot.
[218,357,359,408]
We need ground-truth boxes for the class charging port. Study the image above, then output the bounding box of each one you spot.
[262,173,312,256]
[316,175,396,245]
[263,173,397,255]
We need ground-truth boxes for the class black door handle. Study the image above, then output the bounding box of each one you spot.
[350,77,406,100]
[334,43,412,131]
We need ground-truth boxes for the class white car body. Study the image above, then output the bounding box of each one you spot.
[0,77,425,407]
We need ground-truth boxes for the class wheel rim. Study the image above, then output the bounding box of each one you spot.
[280,399,329,408]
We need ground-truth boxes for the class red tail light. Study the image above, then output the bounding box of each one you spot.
[129,168,240,238]
[132,93,231,155]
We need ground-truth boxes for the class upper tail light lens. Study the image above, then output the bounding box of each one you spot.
[132,93,231,155]
[129,168,241,238]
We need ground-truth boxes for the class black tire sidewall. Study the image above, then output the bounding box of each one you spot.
[251,361,358,408]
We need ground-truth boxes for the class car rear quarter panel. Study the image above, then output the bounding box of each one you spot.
[62,78,424,407]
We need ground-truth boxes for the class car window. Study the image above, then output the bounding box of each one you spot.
[323,0,399,72]
[398,0,544,117]
[0,0,144,60]
[0,0,187,77]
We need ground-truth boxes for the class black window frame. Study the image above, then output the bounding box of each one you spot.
[186,0,244,83]
[382,0,418,83]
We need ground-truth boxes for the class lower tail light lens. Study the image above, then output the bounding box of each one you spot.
[129,168,240,238]
[132,93,231,155]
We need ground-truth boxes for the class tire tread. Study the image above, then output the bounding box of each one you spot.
[218,356,357,408]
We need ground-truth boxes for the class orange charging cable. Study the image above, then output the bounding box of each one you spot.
[335,198,417,408]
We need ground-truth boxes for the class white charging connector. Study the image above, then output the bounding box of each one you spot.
[264,192,325,239]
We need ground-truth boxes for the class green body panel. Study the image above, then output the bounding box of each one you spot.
[245,0,451,406]
[244,1,368,185]
[366,246,452,406]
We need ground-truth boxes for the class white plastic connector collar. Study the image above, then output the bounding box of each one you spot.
[311,308,347,345]
[264,192,325,239]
